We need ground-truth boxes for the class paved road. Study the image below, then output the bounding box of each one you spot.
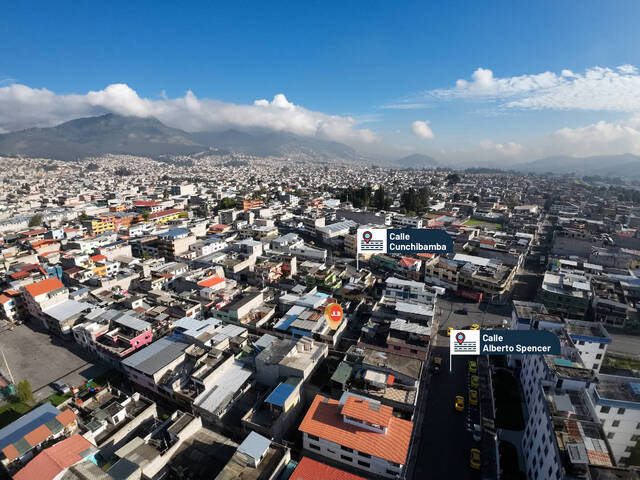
[607,333,640,358]
[413,345,481,480]
[410,296,505,479]
[436,295,511,333]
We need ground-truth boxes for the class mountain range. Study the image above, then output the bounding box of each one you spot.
[513,153,640,179]
[0,114,356,161]
[1,114,638,179]
[394,153,439,168]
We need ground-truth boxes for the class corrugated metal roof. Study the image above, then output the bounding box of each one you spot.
[194,362,252,415]
[237,431,271,463]
[121,337,190,375]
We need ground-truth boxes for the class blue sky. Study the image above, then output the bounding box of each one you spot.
[2,0,640,163]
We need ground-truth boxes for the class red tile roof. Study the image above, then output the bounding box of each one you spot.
[90,254,107,262]
[55,408,78,427]
[133,200,159,207]
[587,450,613,467]
[0,294,10,304]
[13,434,95,480]
[23,424,52,447]
[9,271,30,280]
[2,444,19,462]
[198,275,225,288]
[341,395,393,428]
[298,394,412,464]
[398,257,419,268]
[291,457,367,480]
[149,208,181,219]
[23,277,65,298]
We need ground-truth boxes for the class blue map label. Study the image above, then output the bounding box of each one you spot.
[357,228,453,254]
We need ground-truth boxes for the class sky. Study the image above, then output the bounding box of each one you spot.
[2,0,640,164]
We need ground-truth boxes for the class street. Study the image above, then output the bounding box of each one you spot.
[411,295,504,479]
[413,347,481,480]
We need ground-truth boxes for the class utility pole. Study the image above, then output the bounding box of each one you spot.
[1,348,15,385]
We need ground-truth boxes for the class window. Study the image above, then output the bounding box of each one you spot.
[593,363,599,370]
[341,455,353,462]
[600,406,610,414]
[607,432,615,439]
[307,434,319,441]
[596,354,602,360]
[341,446,353,453]
[626,446,633,453]
[613,420,621,427]
[387,470,398,476]
[618,408,626,415]
[309,443,320,451]
[393,346,401,351]
[599,343,605,349]
[359,452,371,458]
[358,460,370,468]
[632,435,640,442]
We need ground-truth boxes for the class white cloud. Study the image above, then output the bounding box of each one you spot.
[411,120,434,139]
[0,83,377,144]
[408,65,640,112]
[479,139,523,156]
[548,120,640,156]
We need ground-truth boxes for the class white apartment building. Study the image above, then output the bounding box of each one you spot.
[383,277,437,306]
[393,214,423,229]
[587,375,640,466]
[565,319,611,373]
[22,277,69,321]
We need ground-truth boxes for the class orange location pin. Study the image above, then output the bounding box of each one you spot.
[324,302,344,330]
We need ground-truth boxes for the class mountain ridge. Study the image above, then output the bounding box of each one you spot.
[0,114,357,161]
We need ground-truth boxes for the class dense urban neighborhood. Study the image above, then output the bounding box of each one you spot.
[0,152,639,480]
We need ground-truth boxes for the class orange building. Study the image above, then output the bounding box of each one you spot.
[237,198,265,210]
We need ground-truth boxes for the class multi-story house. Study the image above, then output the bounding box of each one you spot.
[299,392,412,479]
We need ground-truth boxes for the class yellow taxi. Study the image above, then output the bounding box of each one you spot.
[470,448,481,469]
[455,395,465,412]
[471,375,479,389]
[469,389,478,406]
[469,360,477,373]
[470,323,480,330]
[447,326,454,336]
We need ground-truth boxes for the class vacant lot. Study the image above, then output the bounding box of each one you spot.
[0,320,107,402]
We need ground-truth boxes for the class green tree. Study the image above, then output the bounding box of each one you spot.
[16,379,33,403]
[28,214,43,227]
[78,211,89,221]
[372,186,392,211]
[219,197,236,209]
[141,211,150,222]
[446,173,461,185]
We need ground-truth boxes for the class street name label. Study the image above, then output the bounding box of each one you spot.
[451,329,561,356]
[357,228,453,254]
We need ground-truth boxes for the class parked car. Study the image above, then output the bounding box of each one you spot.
[470,448,481,469]
[432,356,442,374]
[455,395,465,412]
[51,381,70,394]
